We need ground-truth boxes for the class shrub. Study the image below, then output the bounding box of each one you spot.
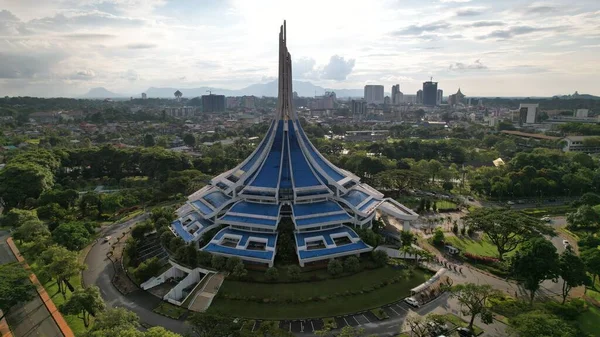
[371,250,388,267]
[169,236,184,252]
[197,251,212,267]
[226,257,243,272]
[343,256,360,273]
[460,226,467,236]
[467,226,474,237]
[327,259,344,276]
[211,255,226,270]
[462,252,499,265]
[133,257,163,282]
[265,267,279,281]
[287,265,301,281]
[232,262,247,280]
[452,223,459,234]
[432,227,445,246]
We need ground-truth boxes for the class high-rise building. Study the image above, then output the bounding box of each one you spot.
[384,96,391,105]
[364,85,384,104]
[422,81,438,106]
[202,94,226,112]
[391,84,401,105]
[242,96,255,109]
[416,90,423,104]
[518,103,539,125]
[436,89,443,105]
[141,93,147,99]
[351,99,367,116]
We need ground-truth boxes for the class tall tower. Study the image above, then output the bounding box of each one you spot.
[391,84,400,105]
[277,21,294,121]
[422,81,438,106]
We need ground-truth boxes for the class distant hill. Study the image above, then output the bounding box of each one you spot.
[80,87,123,98]
[143,80,365,98]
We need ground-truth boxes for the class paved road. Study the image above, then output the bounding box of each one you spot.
[82,214,191,335]
[0,232,62,337]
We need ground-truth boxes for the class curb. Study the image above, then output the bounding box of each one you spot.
[0,309,13,337]
[6,238,75,337]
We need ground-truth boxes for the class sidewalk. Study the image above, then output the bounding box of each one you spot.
[0,310,13,337]
[6,238,74,337]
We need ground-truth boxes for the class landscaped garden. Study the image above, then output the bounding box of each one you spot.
[444,235,507,258]
[209,266,431,319]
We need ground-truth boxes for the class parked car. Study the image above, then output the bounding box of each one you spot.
[507,201,515,205]
[404,297,420,307]
[457,327,475,337]
[541,216,551,222]
[563,240,570,247]
[103,236,112,243]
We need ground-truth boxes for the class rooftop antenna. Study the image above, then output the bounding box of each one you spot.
[430,76,433,82]
[206,90,212,95]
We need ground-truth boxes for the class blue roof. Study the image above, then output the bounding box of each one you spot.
[289,122,322,188]
[203,191,230,208]
[230,201,280,217]
[279,135,293,189]
[204,243,274,260]
[239,120,275,173]
[191,200,213,215]
[295,213,352,227]
[342,189,370,206]
[197,217,214,228]
[171,220,193,242]
[295,226,359,246]
[221,215,278,227]
[250,121,284,188]
[296,123,345,181]
[214,227,277,247]
[358,198,379,213]
[298,241,370,259]
[293,201,343,217]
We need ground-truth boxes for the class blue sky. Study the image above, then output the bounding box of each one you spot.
[0,0,599,97]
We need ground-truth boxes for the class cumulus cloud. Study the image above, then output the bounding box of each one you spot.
[70,69,96,80]
[126,43,157,49]
[29,11,145,31]
[393,21,450,36]
[448,59,487,72]
[63,33,117,40]
[465,21,506,28]
[321,55,355,81]
[120,69,139,81]
[293,57,317,78]
[476,25,562,40]
[0,52,65,79]
[524,5,558,15]
[455,8,484,17]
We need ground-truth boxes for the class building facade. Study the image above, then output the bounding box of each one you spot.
[391,84,401,105]
[364,85,384,104]
[351,99,367,116]
[416,90,423,104]
[422,81,438,106]
[168,22,418,267]
[202,94,226,113]
[518,103,539,125]
[436,89,443,105]
[165,106,196,118]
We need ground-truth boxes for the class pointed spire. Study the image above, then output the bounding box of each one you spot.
[277,21,293,121]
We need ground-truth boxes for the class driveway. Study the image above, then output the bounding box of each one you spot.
[0,231,63,337]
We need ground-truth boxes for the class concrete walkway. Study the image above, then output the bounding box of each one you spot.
[188,273,225,312]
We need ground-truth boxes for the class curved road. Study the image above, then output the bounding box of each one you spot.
[82,214,191,335]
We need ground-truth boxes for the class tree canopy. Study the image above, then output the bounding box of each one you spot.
[511,238,559,303]
[0,263,37,319]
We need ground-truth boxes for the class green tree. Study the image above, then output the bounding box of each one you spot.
[187,312,241,337]
[371,249,388,267]
[197,251,212,267]
[265,267,279,281]
[211,255,226,270]
[0,208,38,228]
[39,245,86,298]
[52,222,92,251]
[183,133,197,148]
[508,311,578,337]
[13,219,49,243]
[79,192,100,217]
[133,257,163,282]
[232,262,247,280]
[287,265,301,281]
[581,248,600,287]
[511,238,559,304]
[558,249,590,304]
[566,205,600,230]
[226,257,243,272]
[450,283,500,330]
[36,202,67,226]
[145,327,182,337]
[464,208,554,261]
[400,230,415,247]
[61,286,105,327]
[83,307,140,337]
[327,259,344,276]
[144,134,155,147]
[249,320,293,337]
[0,163,54,208]
[0,263,37,320]
[431,227,445,246]
[344,256,360,273]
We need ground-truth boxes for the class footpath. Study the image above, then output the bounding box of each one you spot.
[6,238,74,337]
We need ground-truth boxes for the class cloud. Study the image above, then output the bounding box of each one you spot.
[29,11,145,31]
[524,5,558,15]
[120,69,139,81]
[0,10,32,35]
[465,21,506,28]
[293,57,317,78]
[70,69,96,80]
[321,55,355,81]
[126,43,157,49]
[477,25,560,40]
[439,0,471,2]
[63,33,117,39]
[0,52,65,79]
[455,8,484,17]
[392,21,450,36]
[448,59,487,72]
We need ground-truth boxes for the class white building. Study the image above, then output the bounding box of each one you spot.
[519,103,539,125]
[562,136,600,154]
[436,89,443,105]
[364,85,384,104]
[576,109,589,118]
[392,84,402,105]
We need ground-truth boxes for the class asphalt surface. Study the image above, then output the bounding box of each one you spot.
[0,231,63,337]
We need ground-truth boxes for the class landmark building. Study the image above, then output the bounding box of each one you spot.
[169,22,417,267]
[364,85,384,104]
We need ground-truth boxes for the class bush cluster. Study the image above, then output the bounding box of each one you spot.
[462,252,499,265]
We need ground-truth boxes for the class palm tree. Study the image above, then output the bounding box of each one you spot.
[174,90,182,100]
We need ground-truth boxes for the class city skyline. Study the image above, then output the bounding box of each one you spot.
[0,0,599,97]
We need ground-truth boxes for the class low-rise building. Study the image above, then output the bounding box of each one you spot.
[562,136,600,154]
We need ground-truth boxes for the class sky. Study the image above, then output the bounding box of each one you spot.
[0,0,599,97]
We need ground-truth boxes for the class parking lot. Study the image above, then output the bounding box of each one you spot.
[244,300,417,334]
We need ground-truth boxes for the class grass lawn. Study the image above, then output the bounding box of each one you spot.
[436,200,458,209]
[209,267,430,319]
[586,287,600,302]
[444,235,506,258]
[578,304,600,337]
[153,302,187,320]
